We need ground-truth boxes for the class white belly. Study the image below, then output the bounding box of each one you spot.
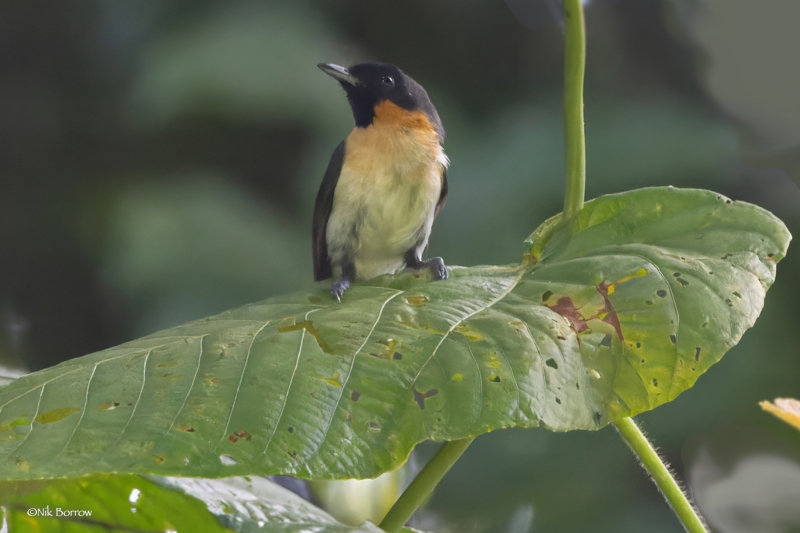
[326,125,447,280]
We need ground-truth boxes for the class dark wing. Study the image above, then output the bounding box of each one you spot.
[434,165,448,218]
[312,140,345,281]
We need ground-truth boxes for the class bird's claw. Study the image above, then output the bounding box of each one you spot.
[428,257,448,281]
[330,279,351,301]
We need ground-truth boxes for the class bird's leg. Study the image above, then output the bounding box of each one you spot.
[404,251,449,281]
[330,259,355,301]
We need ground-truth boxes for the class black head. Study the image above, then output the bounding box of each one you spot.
[318,62,443,138]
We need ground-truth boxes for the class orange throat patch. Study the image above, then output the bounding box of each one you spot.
[373,100,435,131]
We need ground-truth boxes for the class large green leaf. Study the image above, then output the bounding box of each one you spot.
[0,475,412,532]
[0,188,789,480]
[0,475,230,532]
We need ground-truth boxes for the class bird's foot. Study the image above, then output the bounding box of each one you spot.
[406,257,448,281]
[330,278,351,301]
[427,257,449,281]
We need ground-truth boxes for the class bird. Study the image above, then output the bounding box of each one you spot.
[313,62,450,300]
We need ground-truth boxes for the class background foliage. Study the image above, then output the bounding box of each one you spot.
[0,1,799,532]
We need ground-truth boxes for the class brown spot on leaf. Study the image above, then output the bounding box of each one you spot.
[233,429,251,441]
[153,455,165,464]
[406,295,428,307]
[278,321,333,354]
[595,282,624,341]
[548,297,590,334]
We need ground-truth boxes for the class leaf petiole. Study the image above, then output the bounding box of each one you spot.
[379,437,475,533]
[614,417,709,533]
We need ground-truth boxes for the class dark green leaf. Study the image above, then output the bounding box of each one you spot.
[0,187,789,480]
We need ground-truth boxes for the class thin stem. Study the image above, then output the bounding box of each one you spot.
[562,0,587,219]
[614,417,708,533]
[379,437,475,533]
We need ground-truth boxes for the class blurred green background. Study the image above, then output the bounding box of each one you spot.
[0,1,798,531]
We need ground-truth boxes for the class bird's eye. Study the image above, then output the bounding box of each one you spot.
[381,76,395,87]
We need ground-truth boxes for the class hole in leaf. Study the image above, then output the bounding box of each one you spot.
[653,379,658,387]
[288,427,294,433]
[489,375,501,383]
[545,358,558,369]
[732,291,742,298]
[673,272,681,277]
[600,334,612,348]
[555,397,561,404]
[350,391,360,402]
[645,300,653,305]
[412,388,438,409]
[695,347,701,361]
[669,335,677,344]
[636,342,642,348]
[393,352,403,360]
[676,278,689,287]
[542,291,553,302]
[656,290,667,298]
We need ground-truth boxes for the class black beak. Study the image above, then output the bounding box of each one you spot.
[318,63,358,86]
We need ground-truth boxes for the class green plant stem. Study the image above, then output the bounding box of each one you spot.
[562,0,587,219]
[614,417,708,533]
[379,437,475,533]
